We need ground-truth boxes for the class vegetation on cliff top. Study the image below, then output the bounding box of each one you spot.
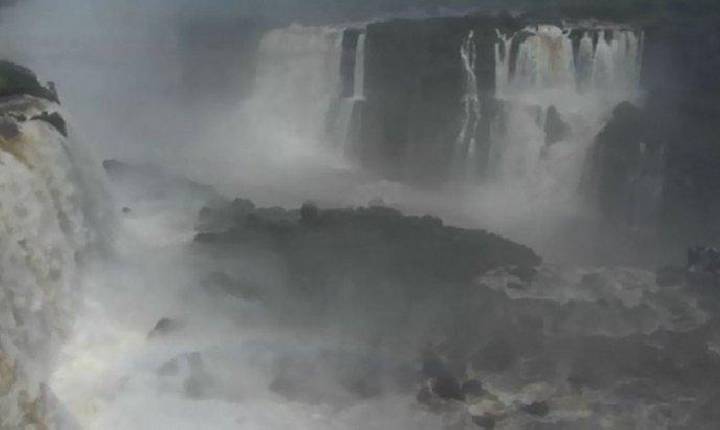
[196,199,541,309]
[0,61,58,103]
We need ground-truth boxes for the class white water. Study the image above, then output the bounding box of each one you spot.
[240,25,344,161]
[354,33,367,100]
[460,26,643,232]
[331,31,367,153]
[49,168,447,430]
[454,31,482,181]
[0,98,98,428]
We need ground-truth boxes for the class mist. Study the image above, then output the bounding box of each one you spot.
[0,0,718,429]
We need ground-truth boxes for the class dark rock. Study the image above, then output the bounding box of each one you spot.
[148,318,183,339]
[416,386,433,405]
[359,15,524,185]
[687,246,720,273]
[544,105,570,145]
[30,112,67,137]
[521,401,550,417]
[461,379,484,397]
[430,375,464,401]
[121,207,132,214]
[471,414,496,429]
[9,113,25,122]
[421,351,450,379]
[509,265,537,283]
[300,201,319,225]
[0,117,19,139]
[583,101,655,227]
[0,61,59,103]
[507,282,526,290]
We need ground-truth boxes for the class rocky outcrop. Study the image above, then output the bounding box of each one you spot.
[0,61,58,104]
[640,16,720,246]
[359,14,523,185]
[544,105,570,145]
[195,198,540,340]
[583,101,662,227]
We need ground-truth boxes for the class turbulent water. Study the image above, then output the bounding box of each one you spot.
[3,17,714,430]
[0,96,99,428]
[242,25,345,159]
[482,25,643,216]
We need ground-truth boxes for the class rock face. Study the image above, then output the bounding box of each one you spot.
[641,16,720,245]
[0,63,96,429]
[332,8,720,249]
[579,13,720,245]
[359,15,521,185]
[583,101,660,227]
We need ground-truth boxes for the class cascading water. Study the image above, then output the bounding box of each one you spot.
[454,31,482,181]
[482,25,643,216]
[329,31,367,153]
[353,34,366,100]
[241,25,344,160]
[0,95,98,428]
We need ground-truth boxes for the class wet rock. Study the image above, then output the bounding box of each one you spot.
[509,265,537,283]
[148,318,183,339]
[417,385,433,405]
[431,375,464,401]
[507,282,526,290]
[471,414,496,429]
[31,111,67,136]
[300,201,319,225]
[462,379,485,398]
[0,60,59,102]
[544,105,570,145]
[521,401,550,417]
[469,398,506,429]
[0,117,19,139]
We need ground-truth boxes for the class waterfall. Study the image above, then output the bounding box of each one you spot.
[241,25,344,158]
[353,33,366,100]
[331,31,367,153]
[486,25,643,214]
[0,97,98,428]
[454,31,482,180]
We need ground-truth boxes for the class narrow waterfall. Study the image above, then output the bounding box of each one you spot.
[330,30,367,153]
[353,33,366,100]
[454,31,482,180]
[486,25,643,214]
